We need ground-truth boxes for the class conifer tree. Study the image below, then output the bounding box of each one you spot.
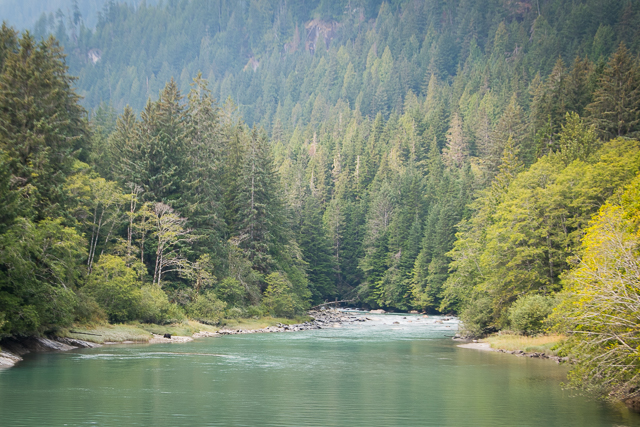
[298,194,336,303]
[443,112,469,168]
[587,43,640,140]
[140,79,188,205]
[235,128,286,275]
[0,30,87,219]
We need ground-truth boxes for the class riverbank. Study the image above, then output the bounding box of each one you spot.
[0,309,368,368]
[457,333,569,363]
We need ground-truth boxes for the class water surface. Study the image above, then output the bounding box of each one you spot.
[1,314,638,426]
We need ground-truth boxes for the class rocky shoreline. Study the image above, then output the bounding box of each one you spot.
[217,309,369,335]
[0,336,102,368]
[0,309,369,368]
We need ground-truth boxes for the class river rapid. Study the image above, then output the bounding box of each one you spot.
[1,313,639,426]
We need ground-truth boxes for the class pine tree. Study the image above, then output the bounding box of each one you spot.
[587,43,640,140]
[491,94,527,170]
[107,105,140,185]
[443,112,469,168]
[556,112,599,165]
[0,30,87,219]
[222,122,246,238]
[298,194,336,303]
[182,75,225,261]
[140,79,188,205]
[235,128,286,275]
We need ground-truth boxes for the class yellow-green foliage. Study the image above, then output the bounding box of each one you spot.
[553,174,640,400]
[137,284,185,324]
[445,138,640,334]
[508,294,556,335]
[187,291,227,325]
[85,255,142,323]
[484,333,566,355]
[262,272,305,318]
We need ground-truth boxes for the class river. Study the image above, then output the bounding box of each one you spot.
[1,313,639,426]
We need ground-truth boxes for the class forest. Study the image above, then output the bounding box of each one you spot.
[2,0,640,401]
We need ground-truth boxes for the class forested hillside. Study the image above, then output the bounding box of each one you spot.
[36,0,640,124]
[3,1,640,399]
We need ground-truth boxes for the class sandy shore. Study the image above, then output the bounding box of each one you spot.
[457,342,494,351]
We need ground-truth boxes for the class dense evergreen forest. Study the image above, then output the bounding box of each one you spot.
[2,0,640,401]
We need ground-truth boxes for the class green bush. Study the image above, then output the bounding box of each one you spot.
[225,306,245,319]
[215,277,246,306]
[460,297,495,337]
[138,285,184,324]
[508,294,556,335]
[85,255,142,323]
[0,218,86,336]
[0,311,6,337]
[262,272,304,318]
[73,290,107,324]
[187,291,227,325]
[246,305,264,318]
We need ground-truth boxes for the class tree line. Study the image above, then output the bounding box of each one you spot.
[0,25,310,337]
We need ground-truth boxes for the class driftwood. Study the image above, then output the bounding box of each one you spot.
[310,299,355,310]
[69,330,102,336]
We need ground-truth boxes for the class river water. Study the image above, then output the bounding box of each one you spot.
[1,313,639,426]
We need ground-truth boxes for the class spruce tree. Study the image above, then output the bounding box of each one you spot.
[235,128,286,275]
[0,30,87,219]
[587,43,640,140]
[298,194,336,303]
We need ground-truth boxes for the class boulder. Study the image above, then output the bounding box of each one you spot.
[56,337,101,348]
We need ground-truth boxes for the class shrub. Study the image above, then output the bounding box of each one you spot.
[225,307,245,319]
[73,290,107,324]
[508,294,556,335]
[138,285,184,324]
[187,291,227,325]
[262,272,303,318]
[85,255,142,323]
[215,277,246,306]
[246,305,264,318]
[460,297,495,337]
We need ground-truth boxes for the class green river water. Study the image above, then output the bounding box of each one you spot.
[1,313,639,427]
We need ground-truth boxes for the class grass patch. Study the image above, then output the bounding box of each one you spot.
[137,320,218,336]
[483,333,567,356]
[58,324,152,344]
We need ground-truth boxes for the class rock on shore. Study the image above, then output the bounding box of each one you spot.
[0,349,22,367]
[149,334,194,344]
[457,341,569,363]
[0,336,101,368]
[493,348,569,363]
[217,309,368,335]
